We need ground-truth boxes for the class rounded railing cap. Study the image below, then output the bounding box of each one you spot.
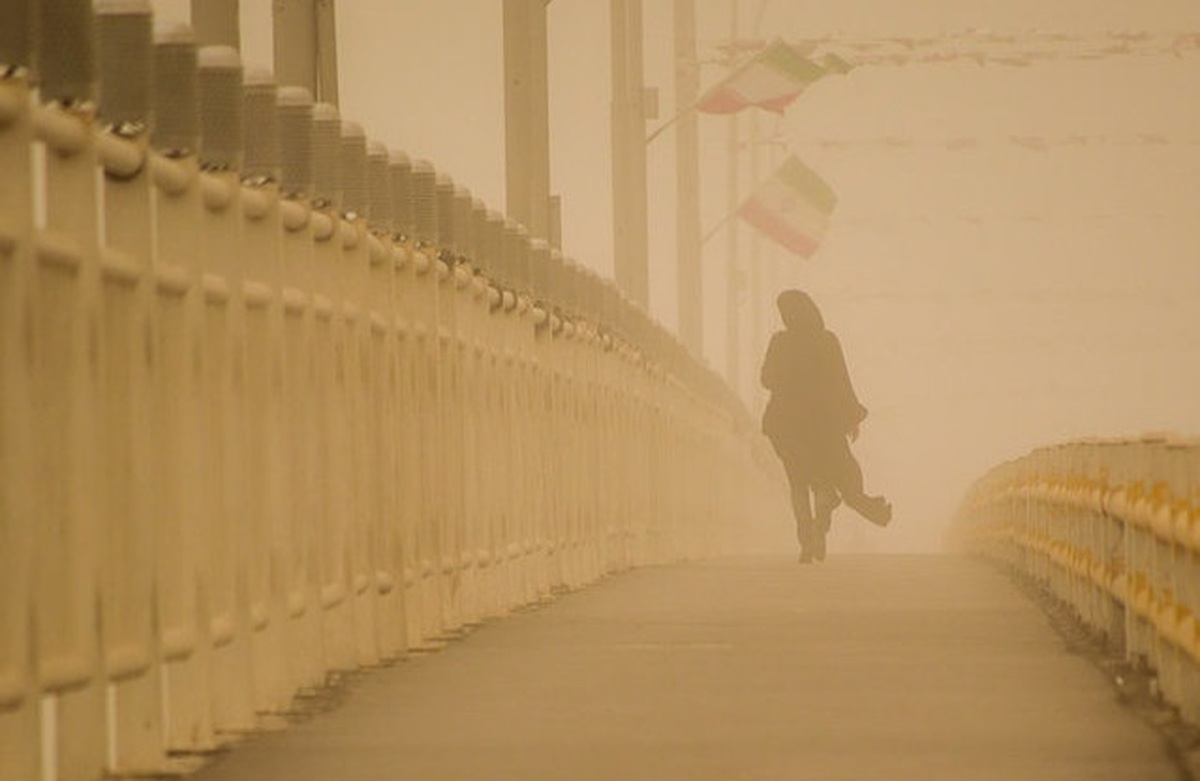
[312,101,339,121]
[197,44,240,70]
[277,85,313,106]
[97,0,152,14]
[243,66,274,87]
[153,21,196,45]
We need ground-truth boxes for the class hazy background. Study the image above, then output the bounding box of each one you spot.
[153,1,1200,553]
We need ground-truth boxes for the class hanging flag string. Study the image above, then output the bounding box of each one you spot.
[704,30,1200,70]
[836,210,1189,227]
[782,133,1198,151]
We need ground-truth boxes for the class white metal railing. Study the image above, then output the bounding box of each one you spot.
[952,436,1200,723]
[0,10,788,781]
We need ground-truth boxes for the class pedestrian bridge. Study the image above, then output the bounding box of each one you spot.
[184,556,1183,781]
[3,5,1199,780]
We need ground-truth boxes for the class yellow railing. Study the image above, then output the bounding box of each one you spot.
[952,436,1200,723]
[0,13,786,780]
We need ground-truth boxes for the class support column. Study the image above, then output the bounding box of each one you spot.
[610,0,648,308]
[273,0,338,106]
[315,0,339,106]
[724,0,740,392]
[748,109,762,408]
[674,0,702,358]
[190,0,239,49]
[503,0,550,241]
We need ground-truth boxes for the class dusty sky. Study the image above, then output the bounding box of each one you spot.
[153,1,1200,553]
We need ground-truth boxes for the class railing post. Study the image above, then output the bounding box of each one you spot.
[149,22,214,755]
[406,158,445,645]
[30,0,109,773]
[448,188,482,625]
[1181,443,1200,723]
[1149,438,1191,714]
[365,139,407,659]
[276,85,327,691]
[338,120,382,667]
[0,64,40,781]
[194,43,259,738]
[432,172,466,633]
[387,151,430,648]
[240,67,294,714]
[94,1,163,771]
[470,204,505,620]
[307,100,357,671]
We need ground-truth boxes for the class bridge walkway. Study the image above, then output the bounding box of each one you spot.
[188,555,1180,781]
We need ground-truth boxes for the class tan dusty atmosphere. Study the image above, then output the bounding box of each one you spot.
[153,0,1200,552]
[6,3,1200,780]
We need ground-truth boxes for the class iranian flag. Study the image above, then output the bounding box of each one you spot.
[698,41,829,114]
[738,156,837,258]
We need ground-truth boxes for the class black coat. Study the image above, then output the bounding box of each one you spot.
[760,327,866,479]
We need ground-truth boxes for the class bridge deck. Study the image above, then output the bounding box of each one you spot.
[190,555,1177,781]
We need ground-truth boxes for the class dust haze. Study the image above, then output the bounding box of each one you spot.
[153,0,1200,553]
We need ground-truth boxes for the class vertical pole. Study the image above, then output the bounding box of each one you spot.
[610,0,628,283]
[765,121,784,406]
[748,108,762,408]
[528,0,550,239]
[0,57,40,781]
[548,194,562,249]
[190,0,239,49]
[724,0,740,392]
[503,0,530,232]
[96,3,164,771]
[315,0,339,107]
[674,0,702,358]
[274,0,337,106]
[273,0,317,99]
[626,0,648,309]
[34,2,107,777]
[503,0,550,241]
[748,0,771,410]
[610,0,648,308]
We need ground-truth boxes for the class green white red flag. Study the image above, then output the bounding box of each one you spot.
[698,41,830,114]
[737,156,837,258]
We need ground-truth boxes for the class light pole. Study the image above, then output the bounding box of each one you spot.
[272,0,339,107]
[724,0,741,390]
[674,0,703,358]
[503,0,552,242]
[191,0,239,49]
[611,0,650,308]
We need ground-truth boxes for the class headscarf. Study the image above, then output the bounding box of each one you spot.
[777,289,824,335]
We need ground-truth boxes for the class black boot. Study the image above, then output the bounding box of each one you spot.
[847,494,892,527]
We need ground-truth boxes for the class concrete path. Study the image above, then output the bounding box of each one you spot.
[189,556,1180,781]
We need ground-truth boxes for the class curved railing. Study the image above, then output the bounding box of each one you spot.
[0,8,788,779]
[952,435,1200,725]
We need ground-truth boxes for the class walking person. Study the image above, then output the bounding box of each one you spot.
[760,290,891,562]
